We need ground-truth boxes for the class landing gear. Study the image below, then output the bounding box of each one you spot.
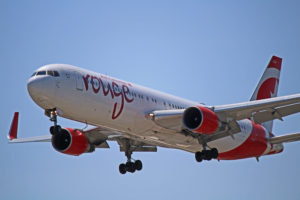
[195,148,219,163]
[46,109,61,135]
[119,160,143,174]
[119,140,143,175]
[50,125,61,135]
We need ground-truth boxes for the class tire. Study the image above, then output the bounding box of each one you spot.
[126,162,136,173]
[50,126,55,135]
[211,148,219,159]
[54,125,61,135]
[203,150,212,161]
[119,163,126,174]
[195,151,203,162]
[134,160,143,171]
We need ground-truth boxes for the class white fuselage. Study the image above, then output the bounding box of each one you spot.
[27,64,283,156]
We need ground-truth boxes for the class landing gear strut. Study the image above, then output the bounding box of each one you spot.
[119,140,143,175]
[47,109,61,135]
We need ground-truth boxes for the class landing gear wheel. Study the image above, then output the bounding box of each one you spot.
[126,162,136,173]
[48,109,61,135]
[195,148,219,162]
[203,150,212,161]
[119,163,126,174]
[50,125,61,135]
[134,160,143,171]
[211,148,219,159]
[195,151,203,162]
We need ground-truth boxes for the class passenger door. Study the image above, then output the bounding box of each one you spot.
[74,72,83,91]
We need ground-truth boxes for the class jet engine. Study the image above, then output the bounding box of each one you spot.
[183,106,219,135]
[51,128,94,156]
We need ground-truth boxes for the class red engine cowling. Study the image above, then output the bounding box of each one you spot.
[51,128,92,156]
[183,106,219,135]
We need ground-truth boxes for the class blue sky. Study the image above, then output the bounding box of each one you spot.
[1,1,300,199]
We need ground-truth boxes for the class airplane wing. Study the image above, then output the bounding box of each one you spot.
[7,112,51,143]
[150,93,300,145]
[269,132,300,144]
[8,112,157,153]
[213,93,300,123]
[150,93,300,129]
[9,135,52,143]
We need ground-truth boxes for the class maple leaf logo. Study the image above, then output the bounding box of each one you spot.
[257,78,279,100]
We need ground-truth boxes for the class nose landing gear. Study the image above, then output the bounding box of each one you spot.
[46,109,61,135]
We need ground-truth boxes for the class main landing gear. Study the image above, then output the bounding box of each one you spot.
[119,160,143,175]
[195,147,219,162]
[119,143,143,175]
[47,109,61,135]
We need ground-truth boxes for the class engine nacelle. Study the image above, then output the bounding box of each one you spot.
[183,106,219,135]
[51,128,93,156]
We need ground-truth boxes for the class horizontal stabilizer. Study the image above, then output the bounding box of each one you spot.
[269,132,300,144]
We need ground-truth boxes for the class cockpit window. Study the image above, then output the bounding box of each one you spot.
[47,70,54,76]
[36,71,46,75]
[31,72,36,77]
[46,70,60,77]
[53,71,60,77]
[31,70,60,77]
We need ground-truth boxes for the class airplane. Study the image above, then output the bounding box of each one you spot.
[8,55,300,174]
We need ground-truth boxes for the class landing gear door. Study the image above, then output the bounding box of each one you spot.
[75,72,83,91]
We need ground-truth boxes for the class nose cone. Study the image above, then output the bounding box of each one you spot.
[27,76,55,109]
[27,78,43,98]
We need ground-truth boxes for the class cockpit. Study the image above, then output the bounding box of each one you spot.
[31,70,60,77]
